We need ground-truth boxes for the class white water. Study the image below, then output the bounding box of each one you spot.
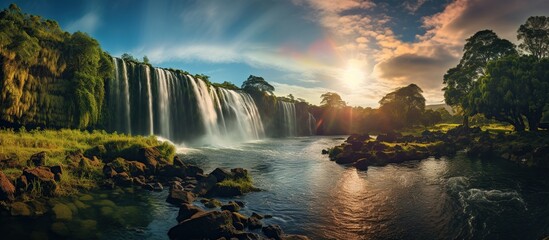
[145,65,154,136]
[307,112,317,135]
[279,101,297,136]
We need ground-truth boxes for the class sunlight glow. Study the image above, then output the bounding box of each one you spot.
[341,60,366,89]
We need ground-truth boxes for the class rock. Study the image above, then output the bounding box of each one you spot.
[262,225,284,240]
[0,170,16,201]
[52,203,73,221]
[10,202,32,216]
[15,175,28,191]
[176,203,205,222]
[210,168,232,182]
[234,222,245,231]
[220,201,241,212]
[233,232,262,239]
[143,183,155,191]
[202,198,222,208]
[173,156,185,167]
[0,153,19,168]
[166,189,195,205]
[110,158,130,174]
[79,194,94,201]
[353,158,369,171]
[170,181,184,190]
[113,172,133,187]
[282,235,311,240]
[51,222,69,236]
[185,165,204,177]
[193,174,217,196]
[103,165,117,178]
[251,212,264,220]
[211,185,243,197]
[234,200,245,208]
[49,165,63,181]
[133,177,146,187]
[157,164,187,180]
[247,216,262,229]
[230,168,248,179]
[28,199,48,215]
[231,212,248,227]
[152,182,163,191]
[167,210,236,240]
[128,161,147,176]
[321,149,329,154]
[137,147,161,171]
[28,151,47,166]
[23,166,58,196]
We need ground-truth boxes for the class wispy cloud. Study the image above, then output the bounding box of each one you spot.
[403,0,428,14]
[66,12,99,34]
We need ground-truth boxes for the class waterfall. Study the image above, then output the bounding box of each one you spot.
[106,58,265,145]
[278,101,297,137]
[307,113,317,135]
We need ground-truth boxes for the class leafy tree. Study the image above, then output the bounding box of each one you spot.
[121,53,138,62]
[212,81,239,90]
[320,92,346,108]
[379,84,426,127]
[421,109,442,126]
[143,55,149,64]
[518,16,549,59]
[443,30,517,127]
[241,75,274,95]
[472,55,549,131]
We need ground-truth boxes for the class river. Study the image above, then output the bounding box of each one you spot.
[1,136,548,239]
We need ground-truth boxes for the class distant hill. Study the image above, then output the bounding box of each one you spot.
[426,103,454,114]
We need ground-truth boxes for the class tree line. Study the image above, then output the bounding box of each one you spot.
[443,16,549,131]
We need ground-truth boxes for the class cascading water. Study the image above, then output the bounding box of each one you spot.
[278,101,297,137]
[105,58,264,145]
[307,112,317,135]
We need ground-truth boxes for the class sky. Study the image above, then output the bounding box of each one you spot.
[2,0,548,107]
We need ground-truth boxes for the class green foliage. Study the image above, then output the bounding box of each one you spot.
[212,81,240,90]
[320,92,346,108]
[472,55,549,131]
[443,30,517,125]
[216,174,256,193]
[0,5,113,129]
[518,16,549,59]
[379,84,426,128]
[241,75,274,95]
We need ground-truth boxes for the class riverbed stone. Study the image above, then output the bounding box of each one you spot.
[51,222,69,236]
[23,166,58,196]
[202,198,222,208]
[176,203,205,222]
[52,203,73,221]
[168,210,236,240]
[166,189,195,205]
[210,168,232,182]
[247,216,262,229]
[10,202,32,216]
[262,225,284,240]
[79,194,94,201]
[221,201,241,212]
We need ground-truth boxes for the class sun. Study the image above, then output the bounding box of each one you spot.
[342,61,366,89]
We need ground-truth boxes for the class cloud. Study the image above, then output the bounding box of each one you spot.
[66,12,99,34]
[403,0,428,14]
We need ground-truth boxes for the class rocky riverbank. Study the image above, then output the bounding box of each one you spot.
[325,126,549,170]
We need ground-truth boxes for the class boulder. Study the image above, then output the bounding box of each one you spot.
[251,212,264,220]
[157,164,187,180]
[353,159,369,171]
[49,165,63,181]
[10,201,32,216]
[128,161,147,176]
[0,153,20,168]
[113,172,133,187]
[167,210,236,240]
[23,166,58,196]
[28,151,47,166]
[52,203,73,221]
[0,170,16,201]
[193,174,217,196]
[176,203,205,222]
[201,198,222,208]
[230,168,248,179]
[220,201,241,212]
[231,212,248,227]
[173,156,185,167]
[210,168,232,182]
[166,189,195,205]
[186,165,204,178]
[262,225,284,240]
[247,216,262,229]
[102,165,117,178]
[137,147,161,171]
[211,185,243,197]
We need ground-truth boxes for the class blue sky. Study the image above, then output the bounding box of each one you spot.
[2,0,548,107]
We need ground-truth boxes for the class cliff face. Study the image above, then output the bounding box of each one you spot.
[0,4,112,129]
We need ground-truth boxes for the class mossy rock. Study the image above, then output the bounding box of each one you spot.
[74,200,90,209]
[79,194,94,201]
[51,222,70,236]
[94,199,116,208]
[100,206,114,216]
[10,202,32,216]
[52,203,73,221]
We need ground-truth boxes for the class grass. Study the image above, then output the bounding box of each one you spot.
[216,175,257,193]
[0,128,176,196]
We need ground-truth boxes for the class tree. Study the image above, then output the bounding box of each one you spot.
[241,75,274,95]
[518,16,549,59]
[143,55,149,64]
[320,92,346,108]
[121,53,138,62]
[472,55,549,131]
[443,30,517,127]
[212,81,239,90]
[379,84,426,127]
